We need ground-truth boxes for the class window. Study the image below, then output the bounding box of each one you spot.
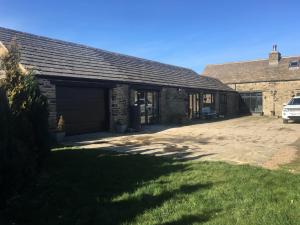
[203,93,215,110]
[288,98,300,105]
[240,92,263,113]
[133,90,159,125]
[188,93,201,119]
[289,60,299,69]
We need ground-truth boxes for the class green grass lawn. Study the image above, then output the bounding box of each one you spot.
[3,147,300,225]
[282,151,300,173]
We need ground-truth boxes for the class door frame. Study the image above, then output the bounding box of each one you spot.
[239,91,263,114]
[131,89,160,125]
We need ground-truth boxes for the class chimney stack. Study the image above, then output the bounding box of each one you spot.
[269,44,281,65]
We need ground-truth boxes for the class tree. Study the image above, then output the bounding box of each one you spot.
[0,38,50,208]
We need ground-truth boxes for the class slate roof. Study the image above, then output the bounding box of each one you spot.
[0,27,232,92]
[203,56,300,84]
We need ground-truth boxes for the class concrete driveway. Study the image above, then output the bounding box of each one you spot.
[63,116,300,169]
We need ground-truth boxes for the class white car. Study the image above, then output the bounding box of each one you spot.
[282,96,300,123]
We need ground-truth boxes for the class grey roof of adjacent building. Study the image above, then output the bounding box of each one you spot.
[203,56,300,84]
[0,27,233,91]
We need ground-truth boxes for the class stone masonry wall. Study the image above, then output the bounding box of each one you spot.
[38,80,131,132]
[229,80,300,116]
[160,87,188,123]
[37,78,57,130]
[160,88,239,123]
[110,84,129,130]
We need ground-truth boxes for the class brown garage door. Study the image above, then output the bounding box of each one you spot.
[56,85,108,135]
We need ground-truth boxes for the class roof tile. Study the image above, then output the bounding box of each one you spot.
[0,27,232,91]
[203,57,300,84]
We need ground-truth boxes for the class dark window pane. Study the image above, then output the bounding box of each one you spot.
[135,90,159,125]
[240,92,262,113]
[189,93,202,119]
[290,61,299,67]
[289,98,300,105]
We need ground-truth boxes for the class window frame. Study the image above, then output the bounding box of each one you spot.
[289,60,300,69]
[240,92,263,113]
[188,92,202,119]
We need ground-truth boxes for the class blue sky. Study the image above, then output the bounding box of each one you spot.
[1,0,300,72]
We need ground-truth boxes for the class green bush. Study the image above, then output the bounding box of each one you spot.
[0,39,49,208]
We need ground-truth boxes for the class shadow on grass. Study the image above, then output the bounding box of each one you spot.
[3,147,216,225]
[160,211,220,225]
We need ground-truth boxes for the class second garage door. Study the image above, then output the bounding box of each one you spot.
[56,85,108,135]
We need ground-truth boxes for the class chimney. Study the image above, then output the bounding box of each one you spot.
[269,44,281,65]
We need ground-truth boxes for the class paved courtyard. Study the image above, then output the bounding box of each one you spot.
[63,116,300,169]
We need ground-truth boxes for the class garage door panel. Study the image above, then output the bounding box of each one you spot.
[59,111,106,121]
[56,85,108,135]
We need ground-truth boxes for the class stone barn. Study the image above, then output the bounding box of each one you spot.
[203,45,300,116]
[0,27,239,135]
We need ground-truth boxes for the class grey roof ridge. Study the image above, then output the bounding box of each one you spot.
[200,74,220,80]
[204,55,300,67]
[0,26,197,74]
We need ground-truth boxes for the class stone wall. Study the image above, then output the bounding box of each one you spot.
[110,84,129,130]
[38,80,131,132]
[160,87,188,123]
[160,88,239,123]
[229,80,300,116]
[37,77,239,133]
[37,78,57,130]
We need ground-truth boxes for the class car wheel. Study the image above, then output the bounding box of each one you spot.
[283,119,288,124]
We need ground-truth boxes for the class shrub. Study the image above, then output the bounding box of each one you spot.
[0,39,49,208]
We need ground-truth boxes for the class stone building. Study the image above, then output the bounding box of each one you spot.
[203,45,300,116]
[0,27,239,135]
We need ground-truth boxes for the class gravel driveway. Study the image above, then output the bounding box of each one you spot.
[63,116,300,169]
